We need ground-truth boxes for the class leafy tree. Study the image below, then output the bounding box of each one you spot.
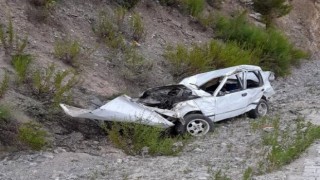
[252,0,292,28]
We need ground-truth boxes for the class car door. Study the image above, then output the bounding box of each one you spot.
[213,71,252,121]
[244,71,265,108]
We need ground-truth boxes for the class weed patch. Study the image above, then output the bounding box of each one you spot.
[107,122,185,156]
[0,105,19,146]
[0,72,9,98]
[121,48,152,83]
[131,13,144,41]
[0,19,28,56]
[54,38,81,67]
[12,54,32,84]
[181,0,205,16]
[32,63,79,107]
[18,121,47,150]
[251,117,320,173]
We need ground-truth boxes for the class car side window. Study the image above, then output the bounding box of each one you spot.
[218,73,244,96]
[246,71,263,89]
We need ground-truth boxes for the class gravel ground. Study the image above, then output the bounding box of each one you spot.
[1,59,320,180]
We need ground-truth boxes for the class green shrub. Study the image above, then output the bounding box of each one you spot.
[181,0,205,16]
[165,40,257,78]
[212,170,232,180]
[0,72,9,98]
[18,122,47,150]
[207,0,222,9]
[115,7,127,27]
[214,14,308,76]
[94,12,125,50]
[54,39,81,67]
[0,105,11,121]
[0,105,19,146]
[253,0,292,28]
[131,13,144,41]
[32,63,79,107]
[107,122,182,156]
[122,48,153,82]
[12,54,32,84]
[242,167,253,180]
[0,19,28,56]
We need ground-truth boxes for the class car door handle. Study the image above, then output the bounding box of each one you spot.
[242,93,247,97]
[262,88,265,92]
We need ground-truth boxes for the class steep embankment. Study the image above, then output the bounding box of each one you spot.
[1,0,320,180]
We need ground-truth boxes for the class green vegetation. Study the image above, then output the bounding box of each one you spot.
[181,0,205,17]
[242,167,253,180]
[18,121,47,150]
[131,13,144,41]
[94,12,125,50]
[114,7,127,27]
[0,19,28,56]
[54,39,81,67]
[0,72,9,98]
[26,0,56,22]
[0,105,11,122]
[12,54,32,84]
[165,40,257,78]
[212,170,231,180]
[122,48,152,82]
[32,63,79,107]
[207,0,222,9]
[107,122,184,156]
[0,105,19,146]
[213,13,308,76]
[253,0,292,28]
[251,117,320,173]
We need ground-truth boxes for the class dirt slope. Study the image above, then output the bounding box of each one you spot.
[1,0,320,179]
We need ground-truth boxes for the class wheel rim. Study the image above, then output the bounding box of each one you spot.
[257,102,268,116]
[186,119,210,136]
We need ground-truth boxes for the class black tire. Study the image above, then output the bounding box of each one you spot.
[247,99,269,119]
[175,114,214,136]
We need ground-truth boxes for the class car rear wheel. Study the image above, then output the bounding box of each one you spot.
[175,114,213,136]
[247,99,269,118]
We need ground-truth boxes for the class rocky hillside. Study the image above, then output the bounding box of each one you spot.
[1,0,320,179]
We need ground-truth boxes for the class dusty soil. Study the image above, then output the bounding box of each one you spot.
[1,0,320,180]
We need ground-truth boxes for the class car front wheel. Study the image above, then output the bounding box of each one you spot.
[247,99,269,118]
[175,114,213,136]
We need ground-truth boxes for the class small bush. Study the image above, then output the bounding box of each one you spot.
[108,122,182,156]
[212,170,232,180]
[12,54,32,84]
[181,0,205,16]
[131,13,144,41]
[32,63,79,107]
[165,40,257,79]
[94,12,125,50]
[115,7,127,27]
[0,105,19,146]
[207,0,222,9]
[253,0,292,28]
[0,72,9,98]
[0,19,28,56]
[213,13,308,76]
[54,39,81,67]
[18,122,47,150]
[122,48,153,82]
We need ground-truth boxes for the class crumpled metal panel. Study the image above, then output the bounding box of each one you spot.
[60,95,175,128]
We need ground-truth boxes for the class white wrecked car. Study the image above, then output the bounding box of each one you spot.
[60,65,275,136]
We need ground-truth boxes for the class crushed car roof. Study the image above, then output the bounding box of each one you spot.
[179,65,262,87]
